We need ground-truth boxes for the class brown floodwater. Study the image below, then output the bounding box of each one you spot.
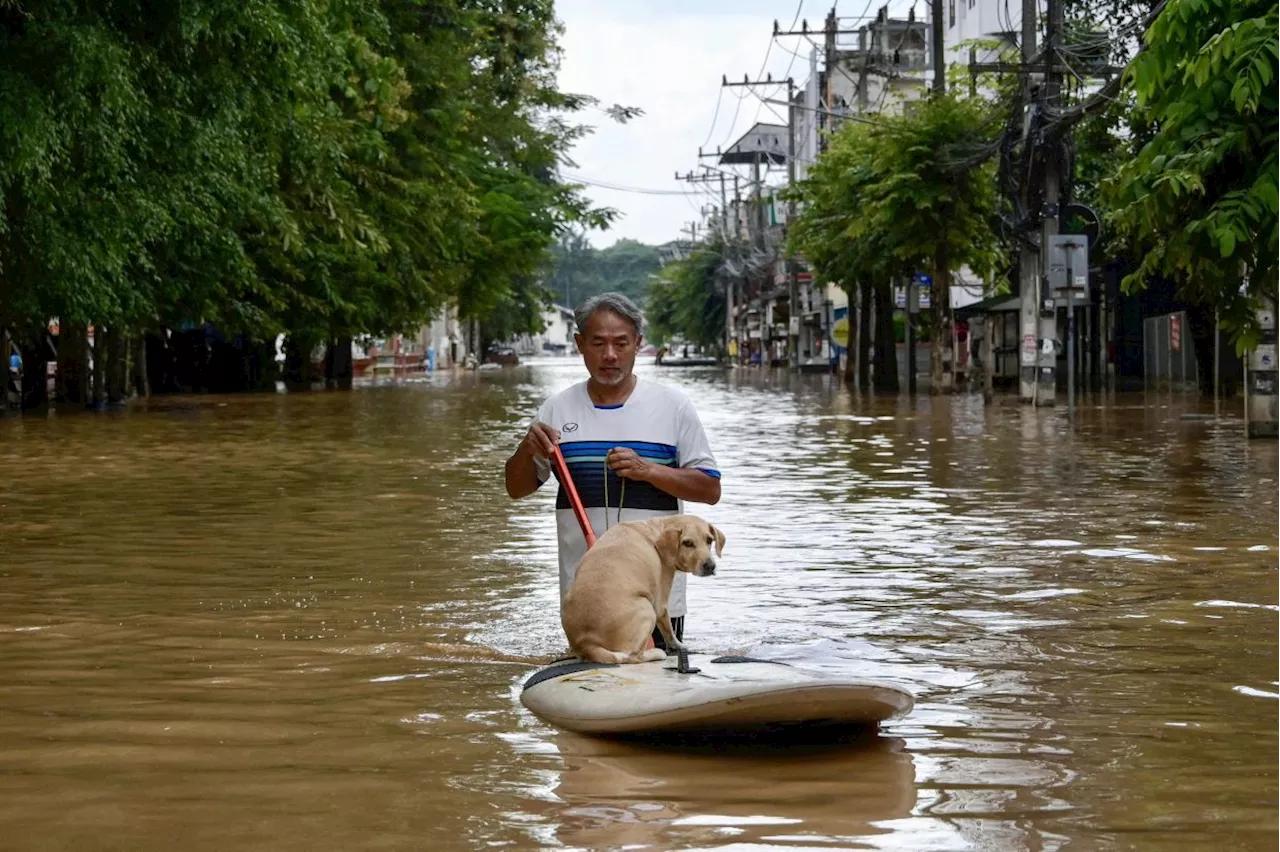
[0,359,1275,851]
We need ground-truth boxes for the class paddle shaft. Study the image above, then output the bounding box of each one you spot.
[550,444,596,548]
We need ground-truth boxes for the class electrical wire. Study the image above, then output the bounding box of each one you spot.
[562,172,708,196]
[700,87,726,150]
[746,0,806,132]
[719,0,803,149]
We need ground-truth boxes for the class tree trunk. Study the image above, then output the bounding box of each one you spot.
[91,325,107,409]
[107,326,129,406]
[132,334,150,398]
[248,338,279,391]
[169,327,209,393]
[1,324,16,411]
[2,327,16,412]
[931,240,953,394]
[282,334,315,390]
[857,280,873,389]
[843,285,857,384]
[57,321,89,405]
[327,336,353,389]
[19,333,49,410]
[873,279,899,392]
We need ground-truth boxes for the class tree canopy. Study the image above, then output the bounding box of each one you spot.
[0,0,621,357]
[644,238,727,349]
[545,232,662,309]
[1104,0,1278,347]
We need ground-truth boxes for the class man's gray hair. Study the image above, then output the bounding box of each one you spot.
[575,292,643,337]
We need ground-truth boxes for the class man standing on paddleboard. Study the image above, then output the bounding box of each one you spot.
[504,292,722,650]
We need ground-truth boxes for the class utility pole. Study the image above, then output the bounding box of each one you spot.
[722,73,796,367]
[930,0,945,94]
[1037,0,1065,407]
[718,172,729,234]
[721,74,792,248]
[961,0,1131,406]
[774,13,865,145]
[771,15,876,371]
[786,79,798,370]
[732,174,742,239]
[674,169,726,233]
[1018,0,1040,404]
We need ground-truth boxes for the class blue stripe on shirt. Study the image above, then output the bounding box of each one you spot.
[559,440,678,455]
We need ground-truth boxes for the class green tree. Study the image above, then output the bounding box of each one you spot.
[593,239,662,305]
[545,233,662,309]
[1104,0,1278,347]
[790,90,1005,392]
[0,0,624,405]
[645,240,727,351]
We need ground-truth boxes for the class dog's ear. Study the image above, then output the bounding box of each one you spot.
[710,523,725,555]
[654,524,682,566]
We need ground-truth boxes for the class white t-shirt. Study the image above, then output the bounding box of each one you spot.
[532,377,720,618]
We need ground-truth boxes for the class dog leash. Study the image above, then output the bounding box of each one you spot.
[602,459,625,531]
[551,444,596,548]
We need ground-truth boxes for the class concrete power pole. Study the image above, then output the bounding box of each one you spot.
[722,73,795,366]
[1036,0,1065,406]
[1017,0,1041,403]
[931,0,945,94]
[786,76,799,370]
[774,15,869,372]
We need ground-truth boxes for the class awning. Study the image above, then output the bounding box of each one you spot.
[955,293,1021,319]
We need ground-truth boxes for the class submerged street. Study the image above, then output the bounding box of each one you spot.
[0,361,1275,850]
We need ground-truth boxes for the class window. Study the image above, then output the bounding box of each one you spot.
[949,0,955,27]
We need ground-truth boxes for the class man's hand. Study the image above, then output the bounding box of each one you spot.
[521,422,560,460]
[505,421,560,499]
[608,447,721,505]
[606,447,652,482]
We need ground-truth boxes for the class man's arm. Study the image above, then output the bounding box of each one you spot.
[505,422,559,499]
[606,448,721,505]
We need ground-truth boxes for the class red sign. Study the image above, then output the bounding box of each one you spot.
[1170,314,1181,352]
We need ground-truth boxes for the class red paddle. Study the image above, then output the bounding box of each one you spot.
[550,444,596,548]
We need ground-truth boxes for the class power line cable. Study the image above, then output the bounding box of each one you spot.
[563,172,707,196]
[733,0,805,141]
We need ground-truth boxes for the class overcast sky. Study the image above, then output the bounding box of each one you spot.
[553,0,918,248]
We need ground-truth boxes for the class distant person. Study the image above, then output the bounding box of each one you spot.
[7,347,20,399]
[504,292,721,650]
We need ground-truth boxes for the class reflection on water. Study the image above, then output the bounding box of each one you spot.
[540,730,917,850]
[0,359,1275,851]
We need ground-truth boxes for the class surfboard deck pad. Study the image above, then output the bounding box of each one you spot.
[520,652,914,736]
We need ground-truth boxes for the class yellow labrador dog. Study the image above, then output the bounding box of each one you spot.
[561,514,725,665]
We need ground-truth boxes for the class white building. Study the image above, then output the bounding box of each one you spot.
[509,304,576,356]
[939,0,1035,71]
[414,301,469,367]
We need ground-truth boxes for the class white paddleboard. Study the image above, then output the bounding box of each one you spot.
[520,653,914,735]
